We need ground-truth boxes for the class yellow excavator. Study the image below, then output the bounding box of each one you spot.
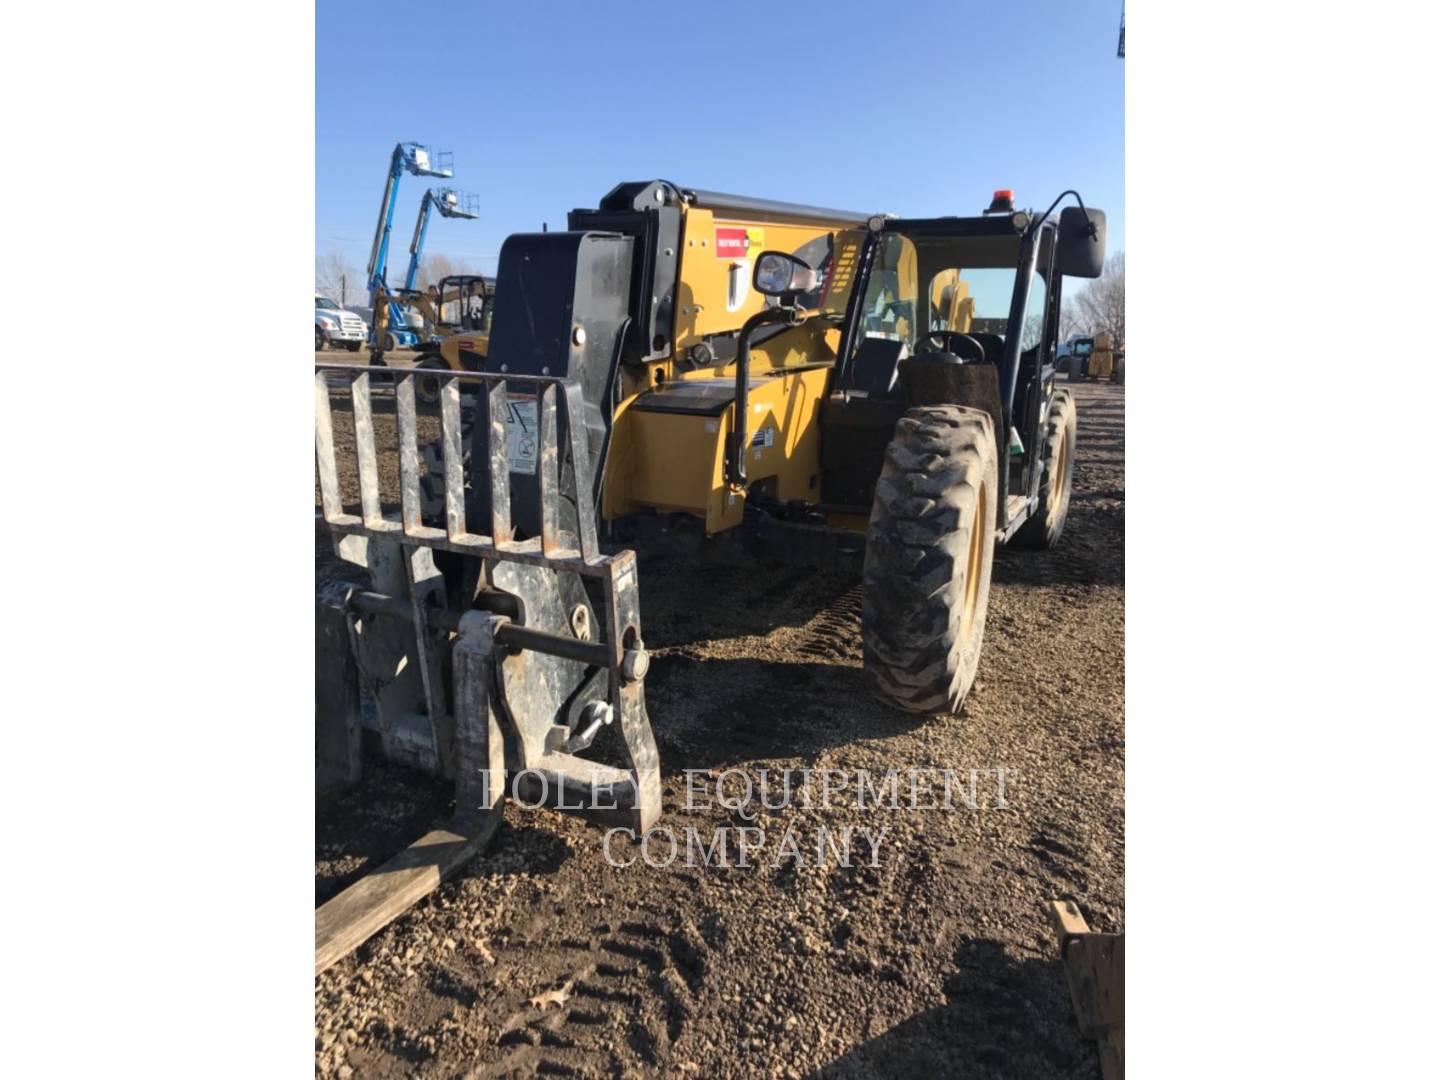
[390,274,493,403]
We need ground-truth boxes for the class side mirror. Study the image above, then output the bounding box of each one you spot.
[753,251,819,297]
[1057,206,1107,279]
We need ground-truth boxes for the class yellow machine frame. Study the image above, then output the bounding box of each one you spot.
[599,204,892,534]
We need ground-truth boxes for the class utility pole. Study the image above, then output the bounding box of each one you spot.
[340,274,347,307]
[1117,3,1125,58]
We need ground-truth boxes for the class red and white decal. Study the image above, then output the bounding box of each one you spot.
[715,227,753,259]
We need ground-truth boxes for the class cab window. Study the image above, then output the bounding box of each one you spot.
[1019,271,1046,353]
[857,233,918,345]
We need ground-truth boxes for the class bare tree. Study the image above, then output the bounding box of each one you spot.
[1068,252,1125,346]
[415,253,462,292]
[316,251,360,307]
[1057,298,1085,345]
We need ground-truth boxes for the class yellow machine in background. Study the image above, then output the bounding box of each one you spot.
[392,274,493,403]
[1087,331,1115,379]
[930,269,976,333]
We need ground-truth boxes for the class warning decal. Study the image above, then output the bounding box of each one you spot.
[506,397,538,475]
[715,226,765,259]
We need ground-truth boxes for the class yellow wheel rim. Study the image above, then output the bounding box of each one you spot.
[961,481,987,642]
[1050,431,1069,513]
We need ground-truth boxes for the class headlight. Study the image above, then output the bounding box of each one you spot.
[318,315,339,326]
[753,252,818,296]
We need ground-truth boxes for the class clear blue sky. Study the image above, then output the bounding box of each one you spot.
[316,0,1124,282]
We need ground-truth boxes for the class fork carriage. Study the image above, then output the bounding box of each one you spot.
[314,363,661,973]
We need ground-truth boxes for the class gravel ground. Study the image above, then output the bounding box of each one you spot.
[315,379,1125,1078]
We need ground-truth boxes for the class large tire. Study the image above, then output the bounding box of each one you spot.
[1012,389,1077,549]
[315,326,326,351]
[862,405,998,715]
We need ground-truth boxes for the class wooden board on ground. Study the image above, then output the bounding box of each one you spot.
[1048,899,1125,1080]
[316,814,501,976]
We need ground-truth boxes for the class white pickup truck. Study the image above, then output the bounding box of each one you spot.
[315,294,368,351]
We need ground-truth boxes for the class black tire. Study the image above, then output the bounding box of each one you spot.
[862,405,998,715]
[384,332,398,352]
[315,326,326,351]
[1011,389,1077,549]
[1112,357,1125,384]
[414,356,447,406]
[345,341,363,352]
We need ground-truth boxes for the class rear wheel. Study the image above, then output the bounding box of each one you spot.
[1012,389,1077,549]
[862,405,998,715]
[384,332,398,352]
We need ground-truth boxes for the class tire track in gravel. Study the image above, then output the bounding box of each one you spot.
[316,382,1125,1079]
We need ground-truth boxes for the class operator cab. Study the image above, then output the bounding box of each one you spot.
[819,193,1106,515]
[435,273,491,334]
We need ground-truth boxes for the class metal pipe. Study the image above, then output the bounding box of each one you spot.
[498,622,610,667]
[315,363,566,386]
[347,590,612,667]
[999,233,1040,425]
[725,306,792,487]
[685,187,873,227]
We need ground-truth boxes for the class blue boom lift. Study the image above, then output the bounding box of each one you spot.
[401,187,481,296]
[365,143,471,353]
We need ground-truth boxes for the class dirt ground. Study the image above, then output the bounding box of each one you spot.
[314,377,1125,1079]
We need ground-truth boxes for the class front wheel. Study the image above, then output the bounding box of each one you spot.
[862,405,998,715]
[315,326,326,351]
[384,332,398,352]
[345,341,362,352]
[414,357,448,406]
[1011,389,1077,549]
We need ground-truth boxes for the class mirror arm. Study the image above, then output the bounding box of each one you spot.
[1028,189,1094,239]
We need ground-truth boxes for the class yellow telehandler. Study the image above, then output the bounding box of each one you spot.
[314,181,1106,971]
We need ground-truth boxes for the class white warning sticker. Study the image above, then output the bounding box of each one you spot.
[507,398,538,475]
[750,426,775,449]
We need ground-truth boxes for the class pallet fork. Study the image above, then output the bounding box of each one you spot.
[314,364,661,975]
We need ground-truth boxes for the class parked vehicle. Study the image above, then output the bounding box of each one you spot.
[1064,335,1094,379]
[1065,333,1123,382]
[315,294,367,351]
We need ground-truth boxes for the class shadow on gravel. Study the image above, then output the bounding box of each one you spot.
[807,938,1096,1080]
[459,825,574,876]
[990,506,1125,589]
[638,556,861,650]
[314,754,454,905]
[644,654,933,771]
